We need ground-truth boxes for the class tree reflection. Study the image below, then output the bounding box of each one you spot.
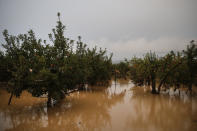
[0,83,126,131]
[124,87,197,131]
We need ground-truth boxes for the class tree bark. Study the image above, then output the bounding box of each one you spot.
[47,92,52,107]
[188,83,192,95]
[147,78,150,86]
[151,76,157,94]
[8,92,13,105]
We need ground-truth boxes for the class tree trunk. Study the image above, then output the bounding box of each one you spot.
[188,83,192,95]
[47,92,52,107]
[157,62,182,94]
[115,71,117,85]
[188,70,193,95]
[147,78,150,86]
[8,92,13,105]
[151,76,157,94]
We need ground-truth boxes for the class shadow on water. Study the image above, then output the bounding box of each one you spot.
[0,80,197,131]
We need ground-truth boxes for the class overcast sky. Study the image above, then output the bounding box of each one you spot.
[0,0,197,61]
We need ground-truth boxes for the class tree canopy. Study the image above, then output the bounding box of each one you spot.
[0,13,113,106]
[129,41,197,94]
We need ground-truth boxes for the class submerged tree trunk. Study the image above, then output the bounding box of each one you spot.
[188,70,193,95]
[8,92,13,105]
[47,92,52,107]
[157,62,182,94]
[78,83,85,91]
[147,78,151,86]
[151,75,157,94]
[187,83,192,95]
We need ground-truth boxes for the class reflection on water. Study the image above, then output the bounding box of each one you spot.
[0,80,197,131]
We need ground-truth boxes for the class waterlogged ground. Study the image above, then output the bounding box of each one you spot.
[0,80,197,131]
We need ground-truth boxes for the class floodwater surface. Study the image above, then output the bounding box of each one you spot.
[0,80,197,131]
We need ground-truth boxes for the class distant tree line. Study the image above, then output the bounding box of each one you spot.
[112,60,130,80]
[0,13,113,106]
[114,41,197,94]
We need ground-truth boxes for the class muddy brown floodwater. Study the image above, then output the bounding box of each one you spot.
[0,80,197,131]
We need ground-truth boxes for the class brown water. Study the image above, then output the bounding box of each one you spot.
[0,80,197,131]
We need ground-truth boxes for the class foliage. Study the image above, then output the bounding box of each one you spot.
[0,13,113,106]
[113,60,130,79]
[129,41,197,94]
